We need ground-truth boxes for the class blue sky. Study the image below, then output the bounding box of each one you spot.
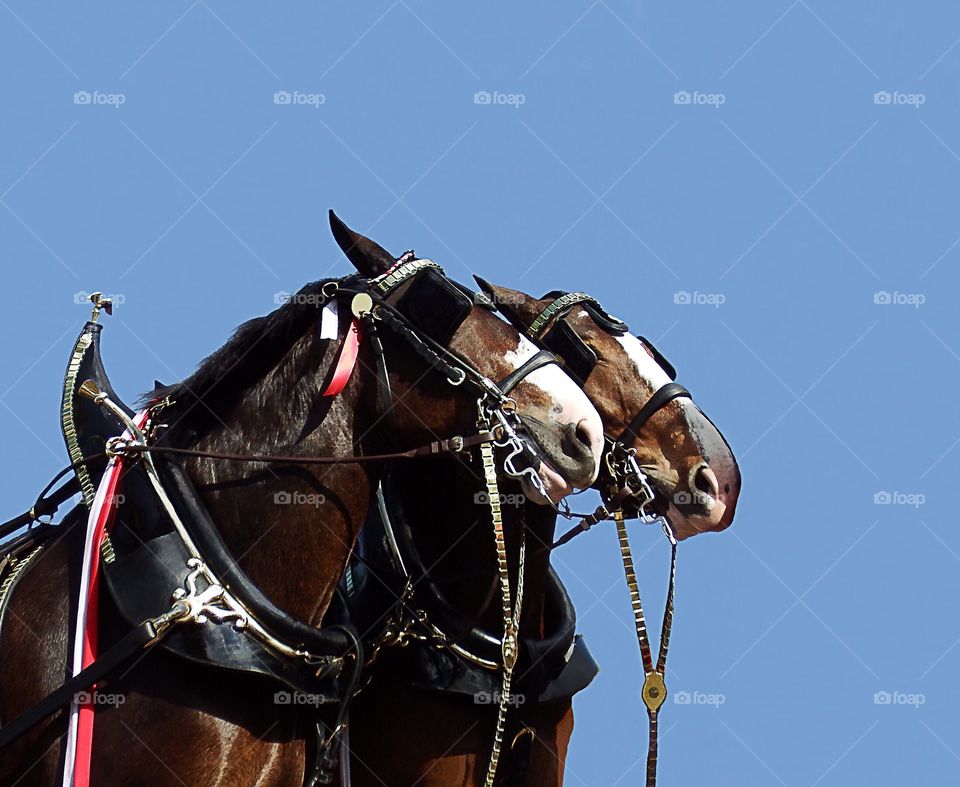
[2,2,959,784]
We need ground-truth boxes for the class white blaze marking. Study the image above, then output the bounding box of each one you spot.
[615,334,672,390]
[503,333,540,368]
[502,334,604,482]
[504,334,592,425]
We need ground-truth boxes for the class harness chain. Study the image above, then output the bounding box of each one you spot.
[613,509,677,787]
[479,438,526,787]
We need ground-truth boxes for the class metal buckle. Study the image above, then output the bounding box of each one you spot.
[105,436,140,459]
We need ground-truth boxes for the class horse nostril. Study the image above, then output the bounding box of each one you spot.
[572,418,603,467]
[574,420,592,450]
[691,464,720,502]
[553,418,603,487]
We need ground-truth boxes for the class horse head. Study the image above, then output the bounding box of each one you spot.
[476,280,741,541]
[329,211,603,504]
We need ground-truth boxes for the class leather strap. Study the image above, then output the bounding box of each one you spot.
[526,293,597,337]
[550,487,635,550]
[361,311,397,453]
[618,383,691,444]
[0,618,165,752]
[613,510,676,787]
[119,432,495,466]
[0,471,85,539]
[496,350,559,395]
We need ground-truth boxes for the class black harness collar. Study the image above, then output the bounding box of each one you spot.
[56,316,350,689]
[0,268,563,779]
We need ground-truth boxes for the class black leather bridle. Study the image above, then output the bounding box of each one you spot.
[492,289,693,506]
[618,381,692,445]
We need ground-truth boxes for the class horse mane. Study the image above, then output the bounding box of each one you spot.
[143,279,338,433]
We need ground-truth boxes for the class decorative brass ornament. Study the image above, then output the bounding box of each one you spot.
[642,671,667,712]
[350,293,374,318]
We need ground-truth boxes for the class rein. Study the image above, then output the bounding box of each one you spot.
[0,423,497,542]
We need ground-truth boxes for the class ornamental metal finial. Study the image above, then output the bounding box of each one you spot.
[88,292,113,323]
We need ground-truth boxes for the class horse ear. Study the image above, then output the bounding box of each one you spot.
[329,210,395,276]
[473,276,542,330]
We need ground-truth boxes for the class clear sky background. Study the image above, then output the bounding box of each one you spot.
[1,3,958,785]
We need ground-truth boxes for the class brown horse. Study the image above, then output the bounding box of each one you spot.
[0,219,603,786]
[341,281,741,785]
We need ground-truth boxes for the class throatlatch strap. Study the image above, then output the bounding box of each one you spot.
[613,510,677,787]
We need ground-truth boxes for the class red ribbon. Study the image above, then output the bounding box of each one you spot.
[72,410,150,787]
[323,319,362,397]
